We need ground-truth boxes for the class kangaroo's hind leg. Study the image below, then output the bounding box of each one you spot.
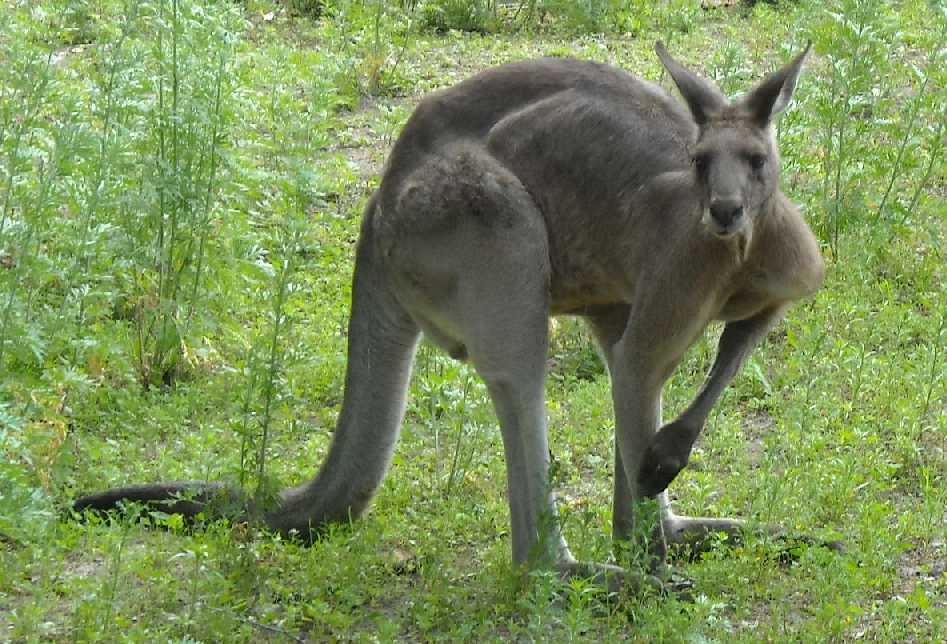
[385,146,567,569]
[385,147,647,589]
[586,306,669,567]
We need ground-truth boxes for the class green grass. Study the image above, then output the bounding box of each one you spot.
[1,0,944,640]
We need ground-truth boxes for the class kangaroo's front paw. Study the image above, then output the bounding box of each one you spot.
[637,420,699,497]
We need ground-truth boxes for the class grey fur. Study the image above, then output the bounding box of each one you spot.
[75,43,823,587]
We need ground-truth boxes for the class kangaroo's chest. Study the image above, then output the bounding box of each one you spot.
[716,287,772,322]
[716,259,792,322]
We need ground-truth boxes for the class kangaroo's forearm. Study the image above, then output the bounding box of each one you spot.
[680,305,787,429]
[637,305,787,496]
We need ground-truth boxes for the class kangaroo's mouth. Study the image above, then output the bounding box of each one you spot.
[702,208,748,239]
[713,226,741,239]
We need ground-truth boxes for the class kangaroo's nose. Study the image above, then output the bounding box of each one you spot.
[709,198,744,228]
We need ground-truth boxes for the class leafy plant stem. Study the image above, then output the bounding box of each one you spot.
[238,347,259,488]
[875,75,928,221]
[898,108,944,228]
[918,311,944,422]
[69,3,136,371]
[0,62,50,238]
[183,48,226,333]
[98,517,131,637]
[254,203,301,505]
[444,374,471,499]
[0,130,66,371]
[255,262,290,504]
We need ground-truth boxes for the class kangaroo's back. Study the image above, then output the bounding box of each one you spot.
[375,58,700,311]
[380,58,696,204]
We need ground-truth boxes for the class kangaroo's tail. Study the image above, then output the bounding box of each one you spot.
[73,197,421,541]
[73,482,241,517]
[263,204,420,538]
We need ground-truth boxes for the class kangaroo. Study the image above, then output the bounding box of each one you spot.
[75,42,824,588]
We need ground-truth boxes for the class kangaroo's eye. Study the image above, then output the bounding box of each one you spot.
[750,154,766,170]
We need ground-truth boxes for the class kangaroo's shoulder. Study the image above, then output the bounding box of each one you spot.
[747,193,825,301]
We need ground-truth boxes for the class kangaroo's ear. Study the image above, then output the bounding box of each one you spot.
[741,42,811,125]
[655,40,727,126]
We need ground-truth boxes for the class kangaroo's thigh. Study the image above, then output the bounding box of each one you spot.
[379,146,566,566]
[378,144,550,360]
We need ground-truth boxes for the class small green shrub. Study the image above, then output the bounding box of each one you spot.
[421,0,498,33]
[284,0,325,18]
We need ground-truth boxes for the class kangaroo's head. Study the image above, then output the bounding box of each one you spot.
[655,41,810,239]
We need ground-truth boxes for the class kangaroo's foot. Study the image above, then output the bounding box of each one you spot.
[664,515,843,560]
[554,559,692,597]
